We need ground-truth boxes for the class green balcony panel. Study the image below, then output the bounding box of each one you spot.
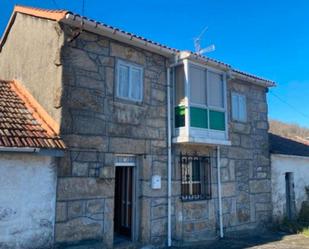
[175,106,186,127]
[209,110,225,131]
[190,107,208,128]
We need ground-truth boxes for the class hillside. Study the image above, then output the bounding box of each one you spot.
[269,119,309,140]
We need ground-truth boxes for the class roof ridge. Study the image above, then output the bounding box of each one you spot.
[10,80,60,136]
[15,4,68,12]
[14,5,69,21]
[1,5,275,86]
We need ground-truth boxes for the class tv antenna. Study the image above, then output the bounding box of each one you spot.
[194,27,215,55]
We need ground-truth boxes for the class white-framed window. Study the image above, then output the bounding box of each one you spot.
[117,60,143,102]
[232,92,247,122]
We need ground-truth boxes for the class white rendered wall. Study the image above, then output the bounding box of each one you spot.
[271,154,309,222]
[0,153,56,249]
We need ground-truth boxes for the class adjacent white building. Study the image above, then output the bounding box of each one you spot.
[270,133,309,222]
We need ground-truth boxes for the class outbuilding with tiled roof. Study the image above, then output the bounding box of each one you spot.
[0,79,64,248]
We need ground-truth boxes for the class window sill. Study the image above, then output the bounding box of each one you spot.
[115,96,144,106]
[232,119,247,124]
[180,197,212,202]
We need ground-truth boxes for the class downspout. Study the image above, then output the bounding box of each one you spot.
[217,145,224,238]
[167,67,172,247]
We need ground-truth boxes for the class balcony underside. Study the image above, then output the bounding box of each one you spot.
[173,136,231,146]
[173,127,231,146]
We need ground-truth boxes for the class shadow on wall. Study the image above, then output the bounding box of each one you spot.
[299,186,309,223]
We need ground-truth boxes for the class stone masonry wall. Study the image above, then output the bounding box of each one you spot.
[55,26,169,247]
[172,145,217,243]
[172,78,271,243]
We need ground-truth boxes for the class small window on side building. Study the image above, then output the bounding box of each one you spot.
[232,92,247,122]
[117,60,143,102]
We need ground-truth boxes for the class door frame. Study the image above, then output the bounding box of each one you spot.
[114,155,139,242]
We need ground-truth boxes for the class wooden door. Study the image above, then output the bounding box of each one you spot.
[285,172,296,220]
[114,166,133,238]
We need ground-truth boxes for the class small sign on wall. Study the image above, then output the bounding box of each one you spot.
[152,175,161,189]
[115,155,136,166]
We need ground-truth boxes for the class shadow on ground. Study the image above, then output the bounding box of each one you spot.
[58,231,309,249]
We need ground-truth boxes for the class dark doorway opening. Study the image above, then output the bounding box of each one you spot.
[285,172,296,220]
[114,166,133,241]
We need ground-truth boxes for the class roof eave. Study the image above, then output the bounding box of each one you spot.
[231,71,276,88]
[177,51,231,71]
[271,153,309,160]
[62,13,177,58]
[0,146,65,157]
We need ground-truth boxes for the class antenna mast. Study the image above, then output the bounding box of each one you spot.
[194,27,215,55]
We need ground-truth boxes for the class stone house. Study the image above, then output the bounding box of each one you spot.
[0,5,275,248]
[270,133,309,222]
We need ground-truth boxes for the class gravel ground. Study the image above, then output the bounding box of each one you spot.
[173,232,309,249]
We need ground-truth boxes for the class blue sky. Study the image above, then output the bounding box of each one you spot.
[1,0,309,127]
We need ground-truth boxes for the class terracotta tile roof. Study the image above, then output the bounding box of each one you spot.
[269,133,309,157]
[14,5,69,21]
[0,80,65,150]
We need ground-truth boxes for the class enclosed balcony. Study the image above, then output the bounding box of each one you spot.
[173,59,231,145]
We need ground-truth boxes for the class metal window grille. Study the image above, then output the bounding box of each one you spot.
[180,154,212,201]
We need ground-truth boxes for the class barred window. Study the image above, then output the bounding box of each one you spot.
[180,155,212,201]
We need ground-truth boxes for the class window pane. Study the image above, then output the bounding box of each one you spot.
[175,65,185,105]
[192,160,200,181]
[208,71,224,108]
[239,95,247,121]
[175,106,186,128]
[209,110,225,131]
[190,107,208,128]
[118,64,129,98]
[190,66,206,105]
[232,93,239,120]
[232,92,247,122]
[130,67,142,100]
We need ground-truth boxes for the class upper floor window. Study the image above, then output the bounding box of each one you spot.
[232,92,247,122]
[173,60,230,145]
[188,65,225,109]
[117,60,143,102]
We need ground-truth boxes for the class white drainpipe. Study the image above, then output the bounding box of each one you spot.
[167,67,172,247]
[217,145,224,238]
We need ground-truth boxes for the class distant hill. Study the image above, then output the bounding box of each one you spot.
[269,119,309,140]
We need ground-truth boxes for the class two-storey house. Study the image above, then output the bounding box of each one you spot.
[0,5,275,249]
